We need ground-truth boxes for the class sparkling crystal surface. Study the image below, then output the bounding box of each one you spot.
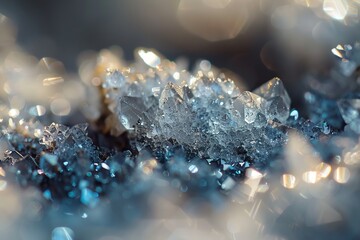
[0,42,358,240]
[89,51,298,177]
[254,77,291,123]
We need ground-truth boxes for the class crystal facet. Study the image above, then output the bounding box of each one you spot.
[254,77,291,123]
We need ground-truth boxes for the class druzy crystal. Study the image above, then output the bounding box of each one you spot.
[0,43,360,240]
[93,50,297,177]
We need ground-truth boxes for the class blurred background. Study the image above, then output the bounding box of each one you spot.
[0,0,359,111]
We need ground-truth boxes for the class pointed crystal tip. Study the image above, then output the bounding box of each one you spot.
[254,78,291,123]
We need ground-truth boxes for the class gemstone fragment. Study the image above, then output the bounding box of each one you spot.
[254,78,291,123]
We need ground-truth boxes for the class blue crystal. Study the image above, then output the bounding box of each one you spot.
[40,153,60,178]
[80,188,99,208]
[52,227,74,240]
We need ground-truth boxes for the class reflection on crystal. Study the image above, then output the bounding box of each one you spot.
[139,158,158,175]
[281,174,297,189]
[52,227,74,240]
[254,78,291,123]
[40,153,60,178]
[331,44,346,58]
[151,87,161,97]
[104,70,125,88]
[246,168,263,179]
[290,109,299,120]
[188,164,199,173]
[302,170,319,184]
[236,91,265,124]
[119,96,147,130]
[257,183,269,193]
[222,177,236,190]
[315,162,332,178]
[323,0,349,20]
[28,105,46,117]
[333,166,350,183]
[137,49,161,68]
[43,76,64,86]
[38,57,65,75]
[0,136,13,161]
[80,188,99,208]
[344,146,360,165]
[8,108,19,118]
[159,82,184,110]
[0,167,6,177]
[242,172,263,199]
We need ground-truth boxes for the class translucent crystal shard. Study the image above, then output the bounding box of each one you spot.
[254,78,291,123]
[136,48,161,68]
[40,153,61,178]
[234,91,265,124]
[331,44,358,77]
[159,82,184,110]
[323,0,348,21]
[118,96,147,130]
[41,123,69,147]
[338,98,360,133]
[104,69,125,89]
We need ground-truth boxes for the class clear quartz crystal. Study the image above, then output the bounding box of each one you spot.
[254,77,291,123]
[100,49,294,168]
[104,69,125,88]
[118,96,147,130]
[236,91,265,124]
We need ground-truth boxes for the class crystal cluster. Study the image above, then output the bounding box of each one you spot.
[0,45,329,208]
[1,123,112,206]
[94,49,295,178]
[1,38,360,239]
[304,43,360,130]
